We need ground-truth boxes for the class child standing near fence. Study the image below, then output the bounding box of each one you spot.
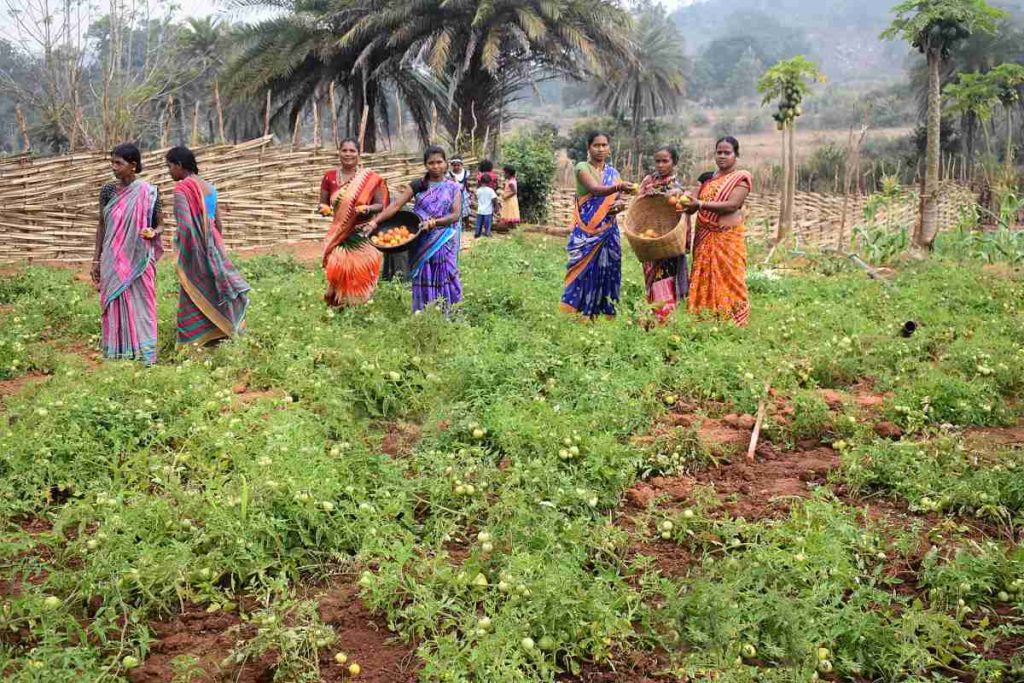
[474,175,498,238]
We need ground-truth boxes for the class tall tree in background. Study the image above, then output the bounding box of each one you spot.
[757,56,825,247]
[944,70,997,178]
[339,0,631,153]
[593,3,686,174]
[988,63,1024,173]
[882,0,1003,256]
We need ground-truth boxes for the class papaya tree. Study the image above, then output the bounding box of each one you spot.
[987,63,1024,173]
[757,56,825,248]
[882,0,1004,255]
[944,71,997,179]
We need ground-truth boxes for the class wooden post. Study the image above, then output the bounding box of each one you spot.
[15,105,30,152]
[329,83,338,148]
[430,104,438,142]
[395,92,403,145]
[292,107,303,148]
[358,105,369,154]
[455,107,463,151]
[161,94,174,147]
[312,99,321,147]
[214,81,226,144]
[191,101,200,147]
[469,100,478,147]
[263,90,271,138]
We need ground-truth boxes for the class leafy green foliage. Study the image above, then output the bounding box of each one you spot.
[757,55,826,130]
[500,129,557,224]
[881,0,1006,59]
[1,237,1024,680]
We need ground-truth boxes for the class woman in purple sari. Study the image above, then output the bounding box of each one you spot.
[560,132,635,319]
[366,145,463,314]
[91,143,163,365]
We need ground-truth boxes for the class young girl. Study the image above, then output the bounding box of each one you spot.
[499,165,521,228]
[638,146,688,322]
[367,146,464,314]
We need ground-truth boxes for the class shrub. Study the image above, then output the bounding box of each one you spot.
[501,128,557,224]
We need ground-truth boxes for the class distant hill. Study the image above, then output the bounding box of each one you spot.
[671,0,1023,84]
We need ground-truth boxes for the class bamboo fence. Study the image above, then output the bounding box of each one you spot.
[0,137,470,263]
[0,137,978,263]
[542,183,977,249]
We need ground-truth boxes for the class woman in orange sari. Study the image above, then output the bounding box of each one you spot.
[320,138,390,306]
[683,136,752,326]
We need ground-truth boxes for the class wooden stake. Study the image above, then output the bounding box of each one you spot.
[455,107,463,151]
[214,81,226,144]
[746,379,772,462]
[481,125,490,155]
[329,83,338,148]
[430,104,438,142]
[395,92,403,144]
[292,108,302,148]
[191,101,200,147]
[312,99,321,147]
[15,105,30,152]
[358,105,369,154]
[263,90,271,138]
[469,100,478,147]
[161,94,174,147]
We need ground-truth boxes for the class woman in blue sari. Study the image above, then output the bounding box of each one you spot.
[560,132,635,318]
[367,145,463,314]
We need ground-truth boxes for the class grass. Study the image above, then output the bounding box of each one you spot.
[0,233,1022,681]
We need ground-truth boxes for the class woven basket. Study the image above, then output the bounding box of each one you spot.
[622,194,688,262]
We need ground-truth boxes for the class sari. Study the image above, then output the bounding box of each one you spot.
[638,172,687,322]
[560,162,622,318]
[323,169,389,306]
[173,175,251,345]
[500,178,521,225]
[687,169,752,326]
[410,179,462,313]
[99,180,162,365]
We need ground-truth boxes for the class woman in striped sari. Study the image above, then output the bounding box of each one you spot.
[166,146,250,346]
[683,136,752,326]
[320,138,390,306]
[638,146,688,322]
[92,143,163,365]
[367,145,463,314]
[560,132,635,318]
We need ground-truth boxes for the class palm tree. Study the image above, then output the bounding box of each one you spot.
[882,0,1004,256]
[337,0,632,151]
[757,56,825,247]
[592,3,686,174]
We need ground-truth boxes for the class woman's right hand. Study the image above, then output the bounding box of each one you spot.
[360,220,378,237]
[90,261,101,287]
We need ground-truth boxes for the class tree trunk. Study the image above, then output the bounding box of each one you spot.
[787,119,797,237]
[1005,107,1013,174]
[775,126,789,246]
[914,50,942,254]
[964,111,976,182]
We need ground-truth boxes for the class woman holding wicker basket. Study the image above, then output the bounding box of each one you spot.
[635,146,691,322]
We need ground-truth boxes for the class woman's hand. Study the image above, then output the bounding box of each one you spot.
[140,228,155,240]
[616,181,638,195]
[360,220,378,237]
[609,200,626,215]
[90,261,101,287]
[682,196,700,215]
[355,204,371,216]
[420,218,437,231]
[318,203,333,217]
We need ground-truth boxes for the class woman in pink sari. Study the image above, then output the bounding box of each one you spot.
[91,143,163,365]
[165,146,250,346]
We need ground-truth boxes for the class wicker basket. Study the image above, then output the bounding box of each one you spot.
[622,194,688,262]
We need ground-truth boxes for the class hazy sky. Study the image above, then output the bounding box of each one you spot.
[1,0,698,43]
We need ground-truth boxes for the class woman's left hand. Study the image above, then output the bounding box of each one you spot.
[140,228,155,240]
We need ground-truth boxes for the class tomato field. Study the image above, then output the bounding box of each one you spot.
[1,235,1023,682]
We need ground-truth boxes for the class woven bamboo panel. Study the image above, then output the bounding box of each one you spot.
[544,183,977,246]
[0,137,473,263]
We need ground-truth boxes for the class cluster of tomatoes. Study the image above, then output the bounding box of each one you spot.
[370,226,413,247]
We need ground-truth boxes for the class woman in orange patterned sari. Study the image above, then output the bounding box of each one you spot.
[320,138,389,306]
[683,136,752,326]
